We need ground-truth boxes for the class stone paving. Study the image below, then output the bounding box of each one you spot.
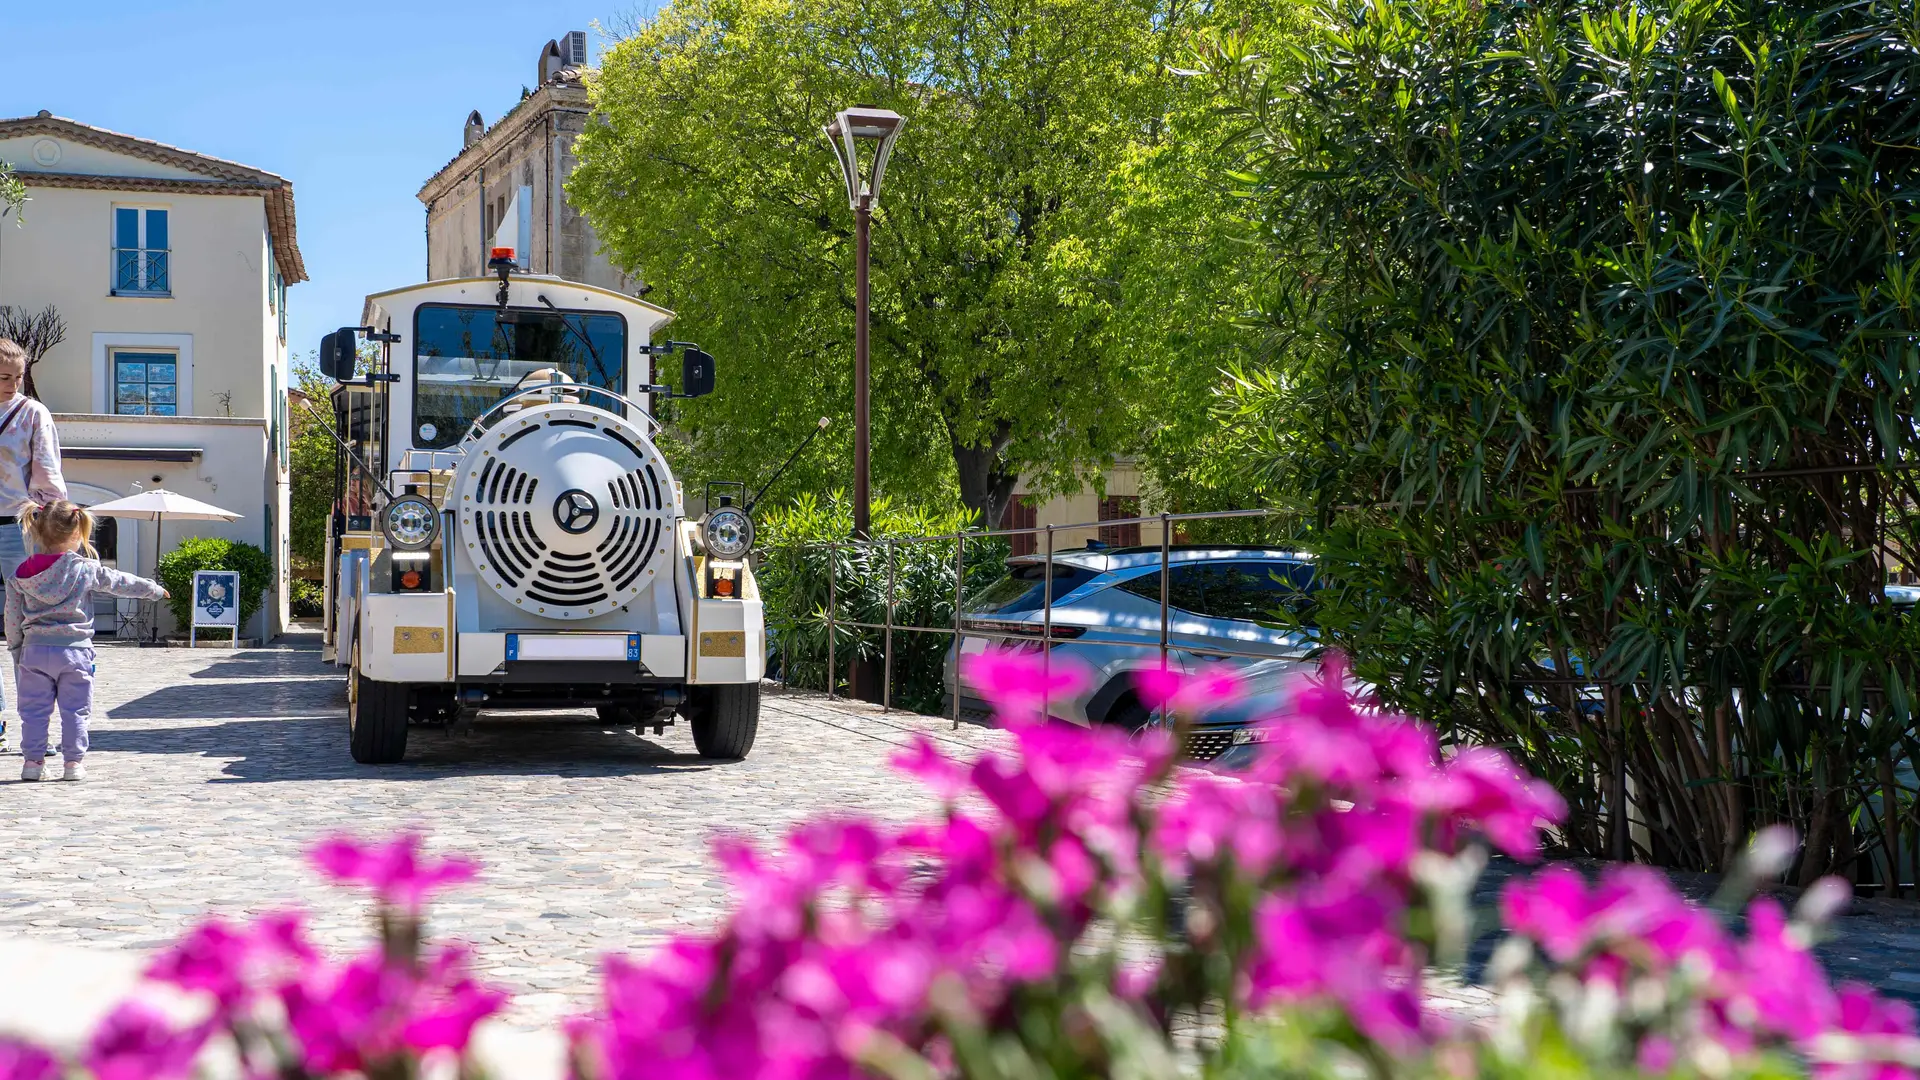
[0,630,1011,1028]
[1,630,1917,1033]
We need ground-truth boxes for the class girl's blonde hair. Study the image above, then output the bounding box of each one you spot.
[24,500,97,559]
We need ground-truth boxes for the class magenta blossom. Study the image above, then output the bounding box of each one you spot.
[958,648,1089,723]
[83,1002,210,1080]
[309,831,481,912]
[1133,663,1243,716]
[0,1040,58,1080]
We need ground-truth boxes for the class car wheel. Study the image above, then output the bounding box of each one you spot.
[348,636,409,764]
[686,683,760,759]
[1104,693,1153,734]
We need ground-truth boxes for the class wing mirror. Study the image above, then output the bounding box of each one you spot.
[681,348,715,398]
[319,327,358,381]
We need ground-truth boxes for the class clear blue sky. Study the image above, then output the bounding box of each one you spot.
[0,0,648,363]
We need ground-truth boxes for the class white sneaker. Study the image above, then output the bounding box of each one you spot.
[61,761,84,782]
[20,760,42,781]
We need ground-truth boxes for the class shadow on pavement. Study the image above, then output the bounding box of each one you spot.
[89,714,718,782]
[105,680,343,720]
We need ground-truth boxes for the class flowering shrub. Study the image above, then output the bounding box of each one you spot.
[563,652,1920,1080]
[0,833,507,1080]
[5,651,1917,1080]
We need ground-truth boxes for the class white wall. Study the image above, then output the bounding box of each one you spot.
[54,415,278,640]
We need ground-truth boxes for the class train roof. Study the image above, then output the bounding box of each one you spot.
[360,275,675,328]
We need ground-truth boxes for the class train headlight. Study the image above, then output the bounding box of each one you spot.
[383,495,440,551]
[702,506,753,560]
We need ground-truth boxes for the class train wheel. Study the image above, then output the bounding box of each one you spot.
[348,636,410,764]
[687,683,760,760]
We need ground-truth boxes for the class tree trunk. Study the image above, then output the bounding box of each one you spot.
[952,438,1017,530]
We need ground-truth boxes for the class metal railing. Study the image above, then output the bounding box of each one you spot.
[762,508,1296,728]
[112,247,170,295]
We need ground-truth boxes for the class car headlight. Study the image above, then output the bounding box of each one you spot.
[702,506,754,560]
[383,495,440,551]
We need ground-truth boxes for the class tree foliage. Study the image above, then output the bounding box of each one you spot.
[288,359,336,570]
[0,161,23,223]
[572,0,1275,528]
[1214,0,1920,878]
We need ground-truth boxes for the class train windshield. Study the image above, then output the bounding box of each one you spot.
[411,303,626,449]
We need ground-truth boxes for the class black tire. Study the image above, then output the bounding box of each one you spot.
[348,637,410,764]
[687,682,760,759]
[1104,693,1153,734]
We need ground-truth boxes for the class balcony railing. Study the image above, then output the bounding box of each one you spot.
[112,247,170,295]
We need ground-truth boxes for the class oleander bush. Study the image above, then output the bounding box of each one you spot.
[1206,0,1920,880]
[7,653,1916,1079]
[757,491,1009,713]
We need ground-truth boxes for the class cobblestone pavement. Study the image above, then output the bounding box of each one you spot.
[0,631,1012,1028]
[1,631,1916,1032]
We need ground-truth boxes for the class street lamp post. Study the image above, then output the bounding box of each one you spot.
[824,106,905,540]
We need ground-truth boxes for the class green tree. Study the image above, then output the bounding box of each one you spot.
[288,357,335,569]
[572,0,1274,528]
[0,161,23,223]
[1213,0,1920,877]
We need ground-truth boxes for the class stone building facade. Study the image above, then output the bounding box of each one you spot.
[418,35,639,295]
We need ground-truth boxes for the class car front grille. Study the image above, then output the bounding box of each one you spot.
[1182,729,1237,761]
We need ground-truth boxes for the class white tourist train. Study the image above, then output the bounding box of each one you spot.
[317,252,764,764]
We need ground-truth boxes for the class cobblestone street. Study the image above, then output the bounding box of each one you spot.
[0,631,1010,1028]
[1,632,1916,1033]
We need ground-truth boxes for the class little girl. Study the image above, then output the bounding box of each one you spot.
[6,500,167,781]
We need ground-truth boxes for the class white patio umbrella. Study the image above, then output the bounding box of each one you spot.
[84,488,243,642]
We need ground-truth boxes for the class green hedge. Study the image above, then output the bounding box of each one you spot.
[156,536,272,638]
[757,493,1008,714]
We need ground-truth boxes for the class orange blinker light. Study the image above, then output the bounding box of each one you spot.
[714,577,735,597]
[400,570,423,590]
[490,247,516,262]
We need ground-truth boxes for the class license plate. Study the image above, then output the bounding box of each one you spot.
[505,634,640,662]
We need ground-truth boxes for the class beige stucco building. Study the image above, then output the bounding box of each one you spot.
[0,112,303,641]
[1002,459,1173,555]
[419,33,641,296]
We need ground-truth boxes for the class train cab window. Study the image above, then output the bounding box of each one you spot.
[334,385,386,521]
[412,304,626,450]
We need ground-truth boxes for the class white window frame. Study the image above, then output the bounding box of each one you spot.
[91,333,193,416]
[110,204,172,297]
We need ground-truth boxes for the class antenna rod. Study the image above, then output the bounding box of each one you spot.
[747,416,832,513]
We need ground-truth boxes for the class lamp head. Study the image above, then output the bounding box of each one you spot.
[824,106,906,210]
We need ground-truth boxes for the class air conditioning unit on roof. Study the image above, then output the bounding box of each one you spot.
[559,30,588,68]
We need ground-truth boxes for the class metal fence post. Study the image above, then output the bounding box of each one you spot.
[1042,524,1055,721]
[1159,513,1171,671]
[826,541,837,700]
[883,538,896,713]
[952,533,965,730]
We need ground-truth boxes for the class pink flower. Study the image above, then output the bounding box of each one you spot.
[1737,898,1837,1041]
[959,648,1089,723]
[309,831,480,912]
[1815,985,1920,1080]
[890,734,968,801]
[1133,664,1243,715]
[144,917,256,1008]
[83,1002,209,1080]
[0,1040,59,1080]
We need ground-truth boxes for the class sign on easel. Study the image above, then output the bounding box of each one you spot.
[191,570,241,648]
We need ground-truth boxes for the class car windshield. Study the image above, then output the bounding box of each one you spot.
[965,563,1100,616]
[412,303,626,449]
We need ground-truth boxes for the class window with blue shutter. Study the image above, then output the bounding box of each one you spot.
[112,207,170,295]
